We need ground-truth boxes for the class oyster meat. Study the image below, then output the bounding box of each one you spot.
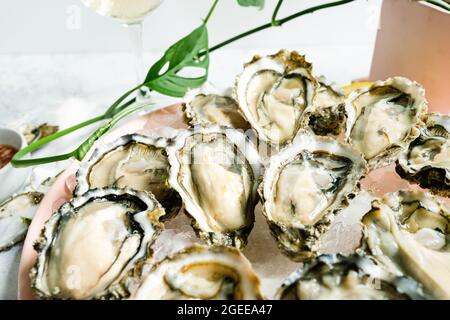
[306,76,346,136]
[277,254,427,300]
[131,244,263,300]
[31,188,165,299]
[234,50,318,145]
[22,123,59,145]
[183,87,249,130]
[360,190,450,299]
[345,77,427,169]
[396,113,450,197]
[76,134,181,220]
[167,125,262,249]
[0,192,43,252]
[260,130,367,261]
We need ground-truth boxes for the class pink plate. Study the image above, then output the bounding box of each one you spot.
[18,104,186,300]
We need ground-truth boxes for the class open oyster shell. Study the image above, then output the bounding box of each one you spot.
[183,86,250,130]
[345,77,427,169]
[277,254,427,300]
[396,113,450,197]
[75,134,181,220]
[131,244,263,300]
[31,188,165,300]
[167,125,262,249]
[22,123,59,145]
[306,76,346,136]
[0,192,43,252]
[259,130,367,261]
[234,50,318,145]
[359,190,450,299]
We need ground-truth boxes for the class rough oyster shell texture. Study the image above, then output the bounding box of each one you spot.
[131,244,263,300]
[306,76,347,137]
[24,48,449,300]
[30,188,165,299]
[396,113,450,197]
[259,130,367,261]
[359,190,450,299]
[0,192,43,252]
[183,86,250,130]
[75,134,181,220]
[167,125,262,249]
[234,50,318,145]
[277,253,427,300]
[345,77,427,170]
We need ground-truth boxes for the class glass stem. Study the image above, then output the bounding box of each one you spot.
[125,22,150,99]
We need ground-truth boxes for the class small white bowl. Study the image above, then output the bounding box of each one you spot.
[0,128,31,203]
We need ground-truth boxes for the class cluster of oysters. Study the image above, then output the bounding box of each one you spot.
[26,50,449,300]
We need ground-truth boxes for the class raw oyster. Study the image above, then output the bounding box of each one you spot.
[131,244,263,300]
[260,130,367,261]
[359,190,450,299]
[22,123,59,144]
[0,192,43,252]
[31,188,165,300]
[345,77,427,169]
[396,113,450,197]
[183,87,249,130]
[277,254,427,300]
[306,76,346,136]
[234,50,318,145]
[167,125,262,249]
[76,134,181,220]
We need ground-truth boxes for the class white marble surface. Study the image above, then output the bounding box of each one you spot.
[0,46,374,299]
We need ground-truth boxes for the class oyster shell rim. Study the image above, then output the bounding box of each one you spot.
[344,76,428,170]
[396,113,450,197]
[131,243,264,300]
[304,75,347,137]
[276,253,429,300]
[358,189,450,300]
[74,133,182,220]
[166,125,263,249]
[182,84,249,130]
[0,191,44,252]
[30,187,165,300]
[233,49,319,146]
[259,130,368,261]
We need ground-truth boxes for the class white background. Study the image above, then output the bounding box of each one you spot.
[0,0,382,54]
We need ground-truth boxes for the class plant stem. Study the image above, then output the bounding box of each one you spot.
[272,0,284,26]
[74,103,149,161]
[110,97,136,115]
[11,97,138,168]
[11,114,106,168]
[278,0,355,25]
[12,0,356,168]
[204,0,220,24]
[12,103,150,168]
[208,0,355,54]
[104,83,142,117]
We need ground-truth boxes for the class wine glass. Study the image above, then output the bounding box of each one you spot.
[80,0,164,98]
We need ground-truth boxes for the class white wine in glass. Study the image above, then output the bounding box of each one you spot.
[80,0,163,98]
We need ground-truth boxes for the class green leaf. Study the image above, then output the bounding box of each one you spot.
[144,24,209,97]
[237,0,265,9]
[73,103,150,161]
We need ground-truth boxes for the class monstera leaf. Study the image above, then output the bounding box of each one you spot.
[237,0,265,9]
[144,24,209,97]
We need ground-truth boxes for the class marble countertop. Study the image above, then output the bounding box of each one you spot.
[0,45,374,299]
